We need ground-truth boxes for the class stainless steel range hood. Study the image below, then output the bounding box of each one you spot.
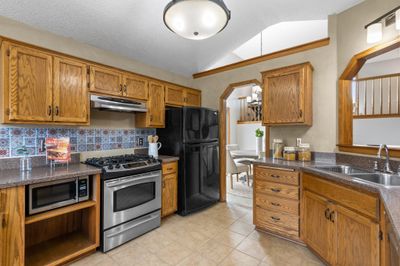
[91,95,147,113]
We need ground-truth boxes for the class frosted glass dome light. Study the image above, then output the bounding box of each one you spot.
[164,0,231,40]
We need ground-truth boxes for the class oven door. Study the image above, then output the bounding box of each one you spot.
[29,178,78,215]
[103,171,161,229]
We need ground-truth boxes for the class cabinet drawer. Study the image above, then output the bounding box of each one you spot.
[255,166,299,185]
[162,162,177,175]
[255,180,299,200]
[255,207,299,233]
[303,173,379,220]
[255,193,299,216]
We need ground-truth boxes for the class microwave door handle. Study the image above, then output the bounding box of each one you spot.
[75,180,79,202]
[105,174,159,188]
[105,213,159,238]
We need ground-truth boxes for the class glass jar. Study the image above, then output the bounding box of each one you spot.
[283,147,296,161]
[272,139,284,159]
[20,156,32,172]
[298,143,312,161]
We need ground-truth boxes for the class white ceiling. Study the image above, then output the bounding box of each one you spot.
[0,0,363,77]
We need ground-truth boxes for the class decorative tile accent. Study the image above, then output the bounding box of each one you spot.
[0,127,155,158]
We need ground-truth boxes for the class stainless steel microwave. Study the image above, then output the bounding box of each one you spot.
[27,176,90,215]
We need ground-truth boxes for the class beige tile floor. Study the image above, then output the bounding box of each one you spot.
[70,203,323,266]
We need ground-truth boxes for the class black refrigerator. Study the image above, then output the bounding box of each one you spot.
[157,107,220,216]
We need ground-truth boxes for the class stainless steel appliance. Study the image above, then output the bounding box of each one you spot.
[91,95,147,113]
[85,154,161,252]
[27,176,89,215]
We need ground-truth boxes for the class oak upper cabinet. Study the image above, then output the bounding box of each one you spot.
[161,161,178,217]
[262,62,313,126]
[136,81,165,128]
[123,73,148,101]
[3,42,53,122]
[302,173,380,266]
[89,65,123,96]
[185,89,201,107]
[53,56,89,123]
[165,84,185,106]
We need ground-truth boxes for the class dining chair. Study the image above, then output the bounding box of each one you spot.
[226,146,250,189]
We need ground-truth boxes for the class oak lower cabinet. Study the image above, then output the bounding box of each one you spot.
[161,161,178,217]
[135,81,165,128]
[385,211,400,266]
[302,173,380,266]
[262,62,313,126]
[1,42,89,125]
[0,186,24,266]
[253,165,301,241]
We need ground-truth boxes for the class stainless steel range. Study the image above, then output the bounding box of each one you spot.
[85,154,161,252]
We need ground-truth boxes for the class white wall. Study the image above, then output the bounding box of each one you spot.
[358,57,400,78]
[236,123,265,151]
[354,118,400,146]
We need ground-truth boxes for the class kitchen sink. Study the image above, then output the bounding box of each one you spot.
[314,165,370,175]
[350,173,400,187]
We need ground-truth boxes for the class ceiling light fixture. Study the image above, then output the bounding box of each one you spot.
[163,0,231,40]
[365,6,400,44]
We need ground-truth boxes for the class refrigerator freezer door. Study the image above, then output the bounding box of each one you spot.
[201,109,219,142]
[183,108,202,143]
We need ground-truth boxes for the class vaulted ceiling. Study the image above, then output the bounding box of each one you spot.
[0,0,363,77]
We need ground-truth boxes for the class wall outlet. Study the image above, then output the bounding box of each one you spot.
[138,137,144,146]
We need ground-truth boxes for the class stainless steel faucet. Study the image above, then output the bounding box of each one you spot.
[376,144,393,173]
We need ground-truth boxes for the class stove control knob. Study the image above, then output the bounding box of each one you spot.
[107,164,114,170]
[115,164,121,169]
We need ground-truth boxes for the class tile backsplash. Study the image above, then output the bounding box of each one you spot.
[0,127,156,158]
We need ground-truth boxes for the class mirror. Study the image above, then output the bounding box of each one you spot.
[352,48,400,147]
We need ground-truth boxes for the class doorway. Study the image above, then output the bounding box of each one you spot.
[219,80,270,206]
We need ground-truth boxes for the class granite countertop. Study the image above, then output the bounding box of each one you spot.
[158,155,179,163]
[253,158,400,245]
[0,163,102,189]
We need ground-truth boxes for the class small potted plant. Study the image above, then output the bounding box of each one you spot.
[255,129,264,156]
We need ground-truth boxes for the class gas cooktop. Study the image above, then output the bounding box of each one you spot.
[84,154,160,175]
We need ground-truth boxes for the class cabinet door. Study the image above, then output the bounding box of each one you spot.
[7,44,53,122]
[263,69,304,124]
[334,205,380,266]
[165,85,185,106]
[53,57,88,123]
[0,186,24,266]
[162,173,177,217]
[89,65,122,96]
[147,81,165,127]
[185,89,201,107]
[302,191,334,264]
[123,73,148,100]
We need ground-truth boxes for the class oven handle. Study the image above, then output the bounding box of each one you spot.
[105,173,160,188]
[105,212,159,238]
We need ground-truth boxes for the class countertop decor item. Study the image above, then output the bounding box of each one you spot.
[17,146,32,172]
[163,0,231,40]
[255,128,264,156]
[148,135,161,158]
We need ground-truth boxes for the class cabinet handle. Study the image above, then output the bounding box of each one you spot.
[48,106,52,116]
[124,84,127,95]
[119,84,123,95]
[271,216,281,221]
[299,109,303,118]
[150,115,153,122]
[271,174,280,179]
[329,211,335,223]
[271,188,281,193]
[271,202,281,207]
[167,167,173,171]
[55,106,59,116]
[324,208,330,220]
[1,213,7,228]
[162,180,165,188]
